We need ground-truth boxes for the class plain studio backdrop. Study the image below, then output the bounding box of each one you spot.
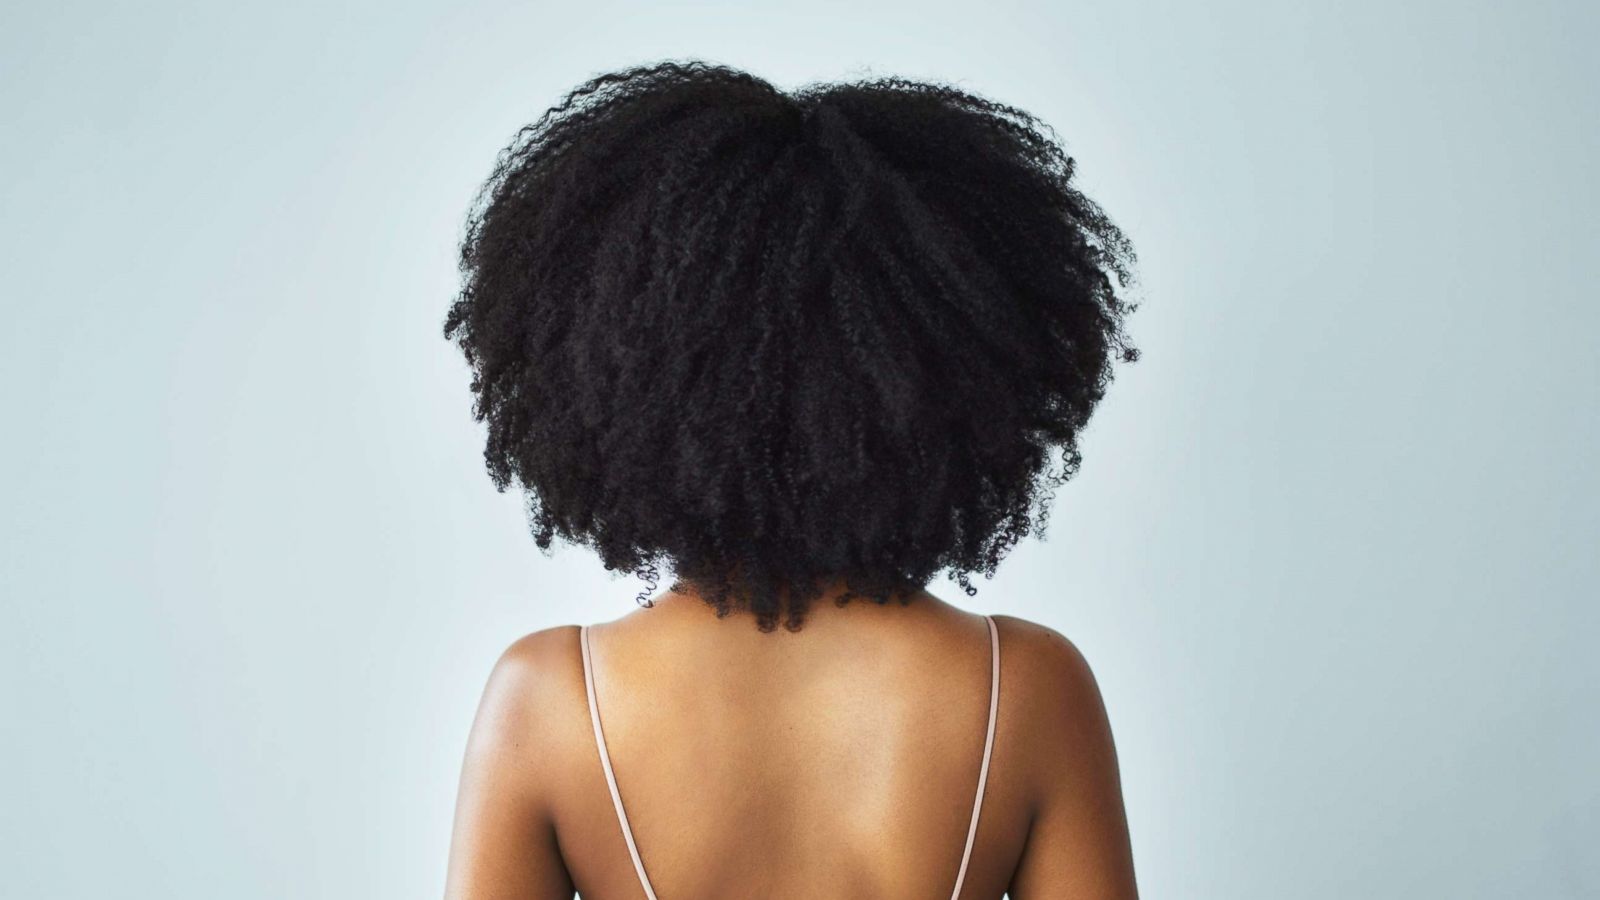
[2,1,1595,897]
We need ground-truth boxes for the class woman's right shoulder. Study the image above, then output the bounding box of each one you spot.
[988,614,1116,764]
[987,613,1139,895]
[990,614,1100,688]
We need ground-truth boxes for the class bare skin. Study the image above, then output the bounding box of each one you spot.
[444,579,1138,899]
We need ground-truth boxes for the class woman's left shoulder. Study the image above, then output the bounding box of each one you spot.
[459,625,590,793]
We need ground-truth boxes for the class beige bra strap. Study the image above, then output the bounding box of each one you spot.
[949,614,1001,900]
[580,625,661,900]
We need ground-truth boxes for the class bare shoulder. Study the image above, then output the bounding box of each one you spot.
[991,614,1106,713]
[991,615,1138,897]
[990,614,1120,787]
[460,625,588,798]
[489,624,585,696]
[445,627,588,898]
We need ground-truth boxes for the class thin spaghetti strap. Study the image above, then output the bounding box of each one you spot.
[949,614,1001,900]
[580,625,661,900]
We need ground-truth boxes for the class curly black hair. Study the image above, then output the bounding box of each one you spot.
[443,60,1140,631]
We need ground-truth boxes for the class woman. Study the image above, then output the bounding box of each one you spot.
[442,60,1141,899]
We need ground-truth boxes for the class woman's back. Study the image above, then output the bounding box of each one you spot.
[445,587,1138,899]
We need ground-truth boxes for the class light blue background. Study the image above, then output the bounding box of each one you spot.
[2,1,1595,897]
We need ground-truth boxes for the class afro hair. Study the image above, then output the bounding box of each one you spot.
[443,60,1140,631]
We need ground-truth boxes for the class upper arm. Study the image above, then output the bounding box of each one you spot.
[443,626,579,900]
[1003,620,1139,900]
